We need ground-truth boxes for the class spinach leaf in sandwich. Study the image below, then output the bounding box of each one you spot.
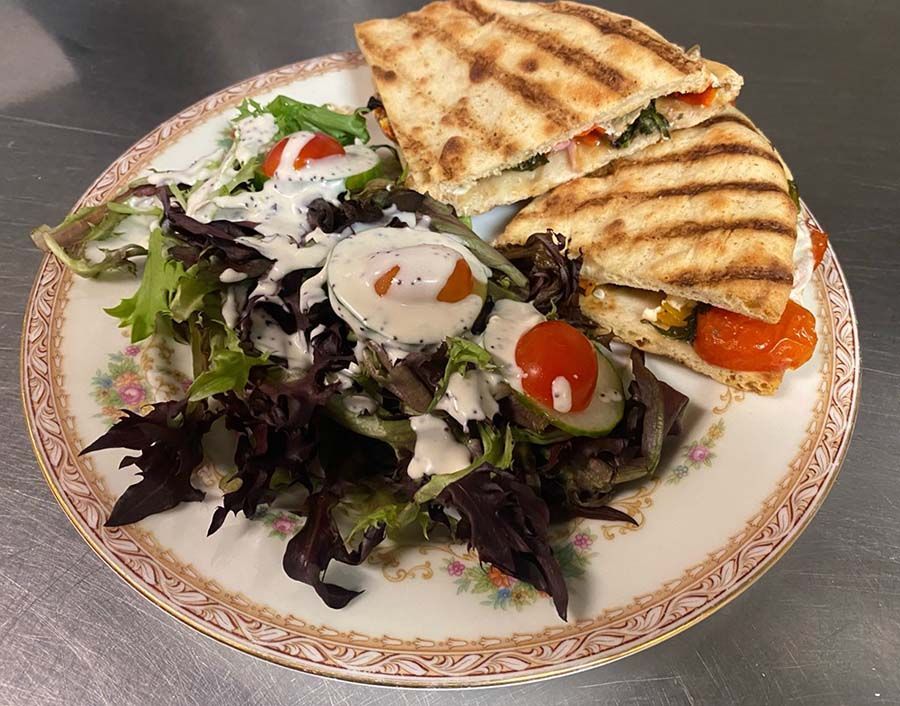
[612,100,670,149]
[508,152,549,172]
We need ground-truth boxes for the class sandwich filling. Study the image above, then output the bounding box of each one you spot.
[620,207,828,375]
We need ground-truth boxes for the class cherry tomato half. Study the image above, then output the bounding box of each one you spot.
[574,126,607,147]
[261,132,345,178]
[373,258,475,303]
[515,320,598,412]
[693,300,817,373]
[810,227,829,269]
[670,85,718,107]
[436,259,474,303]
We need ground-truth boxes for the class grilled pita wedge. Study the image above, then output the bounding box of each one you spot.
[500,108,798,324]
[355,0,743,215]
[499,108,812,395]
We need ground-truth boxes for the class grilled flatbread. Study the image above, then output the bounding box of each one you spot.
[500,108,798,323]
[355,0,743,215]
[582,285,784,394]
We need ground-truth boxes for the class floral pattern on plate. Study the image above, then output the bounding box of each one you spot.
[446,528,596,610]
[91,345,151,424]
[666,419,726,484]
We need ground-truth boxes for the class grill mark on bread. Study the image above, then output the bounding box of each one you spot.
[622,218,796,245]
[549,2,699,73]
[697,113,758,132]
[403,14,582,129]
[574,180,790,211]
[618,141,783,171]
[452,0,630,92]
[665,264,794,286]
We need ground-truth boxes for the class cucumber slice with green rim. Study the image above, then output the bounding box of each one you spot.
[345,161,383,192]
[515,351,625,437]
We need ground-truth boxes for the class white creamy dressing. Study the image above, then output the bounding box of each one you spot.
[407,414,471,480]
[299,267,329,312]
[551,376,573,413]
[222,287,241,329]
[481,299,545,392]
[83,195,162,263]
[343,394,378,416]
[326,228,490,355]
[436,370,500,426]
[234,114,279,164]
[791,213,815,301]
[212,135,377,239]
[219,268,247,283]
[248,311,312,369]
[326,362,361,392]
[236,227,338,281]
[147,147,226,189]
[150,115,278,217]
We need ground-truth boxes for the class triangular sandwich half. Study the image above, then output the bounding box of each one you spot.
[355,0,743,215]
[498,108,823,394]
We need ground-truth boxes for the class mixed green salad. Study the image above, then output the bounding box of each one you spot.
[34,96,688,619]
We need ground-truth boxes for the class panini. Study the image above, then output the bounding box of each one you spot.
[499,108,822,394]
[355,0,743,215]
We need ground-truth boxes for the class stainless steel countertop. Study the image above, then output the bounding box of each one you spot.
[2,1,898,704]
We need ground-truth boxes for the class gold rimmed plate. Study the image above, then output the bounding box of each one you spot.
[21,52,860,687]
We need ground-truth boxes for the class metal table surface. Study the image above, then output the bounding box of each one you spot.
[1,1,897,704]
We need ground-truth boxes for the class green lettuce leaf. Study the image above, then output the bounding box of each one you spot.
[44,237,147,278]
[236,95,369,145]
[414,423,513,503]
[323,397,416,451]
[169,263,221,323]
[426,338,497,413]
[105,228,185,342]
[188,347,269,401]
[346,495,429,542]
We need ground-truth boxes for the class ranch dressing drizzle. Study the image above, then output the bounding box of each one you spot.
[149,115,278,218]
[407,414,471,480]
[343,394,378,416]
[147,147,225,189]
[83,195,162,262]
[436,370,500,426]
[234,114,278,164]
[551,376,573,413]
[219,268,247,283]
[236,227,339,281]
[249,310,313,370]
[481,299,545,392]
[212,135,377,239]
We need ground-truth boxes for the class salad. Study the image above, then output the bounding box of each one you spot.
[33,96,688,619]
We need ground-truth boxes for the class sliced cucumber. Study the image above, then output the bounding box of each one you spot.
[515,351,625,437]
[345,161,383,192]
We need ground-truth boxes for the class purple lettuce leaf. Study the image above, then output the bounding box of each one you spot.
[81,400,217,526]
[439,469,568,620]
[282,490,386,609]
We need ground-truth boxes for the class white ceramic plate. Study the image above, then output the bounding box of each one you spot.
[22,53,860,687]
